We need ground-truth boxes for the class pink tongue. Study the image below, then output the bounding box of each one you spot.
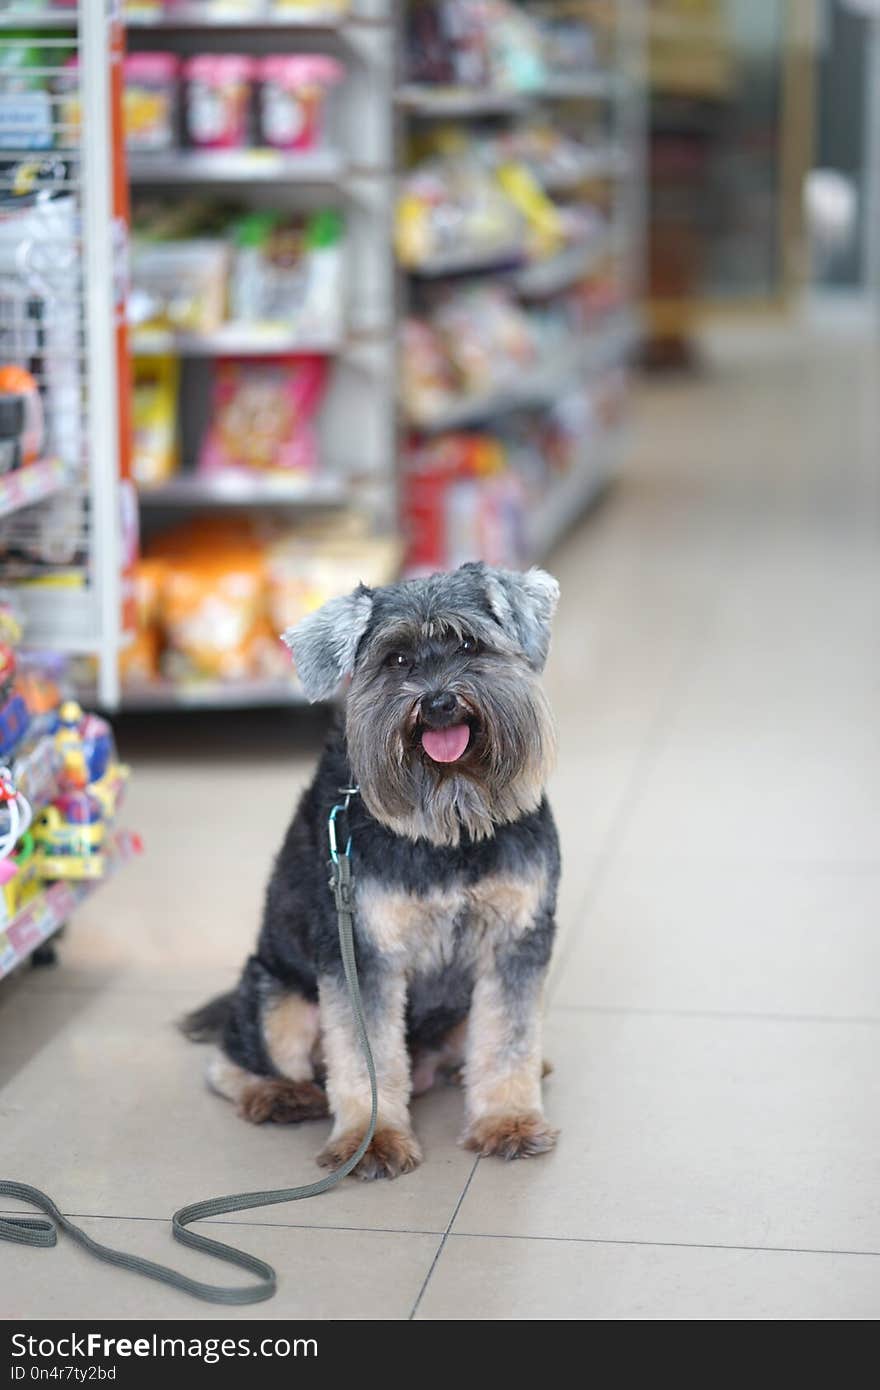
[421,723,470,763]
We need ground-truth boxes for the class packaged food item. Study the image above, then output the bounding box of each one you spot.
[405,0,546,91]
[183,54,254,151]
[396,152,525,269]
[0,38,54,152]
[197,355,327,481]
[434,285,537,395]
[132,354,179,487]
[257,55,343,152]
[130,239,230,333]
[123,52,179,152]
[403,432,525,572]
[0,365,44,466]
[230,210,344,339]
[265,526,399,634]
[400,318,458,423]
[157,538,268,682]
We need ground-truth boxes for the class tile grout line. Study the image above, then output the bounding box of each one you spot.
[446,1230,880,1260]
[407,1156,480,1321]
[0,1209,444,1237]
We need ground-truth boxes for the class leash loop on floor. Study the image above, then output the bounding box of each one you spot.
[0,795,376,1305]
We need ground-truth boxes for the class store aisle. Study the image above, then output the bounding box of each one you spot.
[2,314,879,1320]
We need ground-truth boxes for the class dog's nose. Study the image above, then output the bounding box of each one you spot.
[422,691,460,727]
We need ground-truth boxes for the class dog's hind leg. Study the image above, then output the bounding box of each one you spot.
[207,1046,328,1125]
[206,990,328,1125]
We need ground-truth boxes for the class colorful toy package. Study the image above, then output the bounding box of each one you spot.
[197,355,327,482]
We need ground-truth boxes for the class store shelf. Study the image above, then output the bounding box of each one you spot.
[131,326,342,357]
[119,677,307,711]
[0,829,142,983]
[125,6,345,30]
[396,73,620,118]
[128,148,345,186]
[137,472,348,508]
[539,73,620,101]
[407,232,615,291]
[512,234,611,298]
[0,459,69,522]
[407,309,637,434]
[396,85,532,118]
[537,146,629,193]
[526,425,625,561]
[407,245,525,279]
[0,9,77,27]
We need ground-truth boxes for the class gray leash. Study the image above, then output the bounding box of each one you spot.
[0,797,376,1306]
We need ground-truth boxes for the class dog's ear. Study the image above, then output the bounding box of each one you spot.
[282,584,374,701]
[480,565,560,671]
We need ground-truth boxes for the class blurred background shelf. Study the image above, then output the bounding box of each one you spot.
[0,830,142,984]
[406,311,638,434]
[128,148,345,185]
[0,460,69,522]
[117,678,307,710]
[124,6,346,31]
[131,327,343,356]
[137,473,348,508]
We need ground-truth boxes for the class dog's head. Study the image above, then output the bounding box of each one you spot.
[284,561,559,845]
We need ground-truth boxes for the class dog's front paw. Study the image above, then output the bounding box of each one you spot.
[463,1111,559,1160]
[317,1125,423,1180]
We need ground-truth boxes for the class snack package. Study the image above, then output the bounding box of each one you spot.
[401,318,458,423]
[230,210,344,339]
[161,548,267,682]
[130,239,231,334]
[197,355,327,481]
[184,54,254,150]
[132,354,179,487]
[123,52,179,152]
[0,38,55,152]
[257,55,343,152]
[434,285,537,394]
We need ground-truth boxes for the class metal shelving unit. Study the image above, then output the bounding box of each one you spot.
[0,3,132,704]
[0,829,141,982]
[120,0,398,710]
[397,0,645,564]
[0,4,141,979]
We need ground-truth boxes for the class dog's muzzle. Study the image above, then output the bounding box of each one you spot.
[418,691,472,764]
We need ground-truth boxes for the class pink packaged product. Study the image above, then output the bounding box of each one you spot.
[257,55,343,152]
[123,52,179,152]
[183,54,254,150]
[197,355,328,482]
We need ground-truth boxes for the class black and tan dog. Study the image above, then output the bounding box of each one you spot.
[184,561,561,1179]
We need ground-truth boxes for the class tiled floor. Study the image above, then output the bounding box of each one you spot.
[2,315,879,1319]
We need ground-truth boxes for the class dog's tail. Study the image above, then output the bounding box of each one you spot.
[179,991,235,1043]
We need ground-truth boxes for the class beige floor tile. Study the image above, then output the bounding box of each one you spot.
[0,1208,437,1320]
[415,1234,880,1320]
[452,1009,880,1252]
[0,983,473,1235]
[551,863,880,1019]
[612,745,880,866]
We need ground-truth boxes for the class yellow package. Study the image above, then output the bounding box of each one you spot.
[132,354,180,488]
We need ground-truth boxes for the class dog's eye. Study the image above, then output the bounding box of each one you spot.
[385,652,409,670]
[460,635,479,655]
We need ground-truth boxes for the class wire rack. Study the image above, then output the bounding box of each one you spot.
[0,6,126,702]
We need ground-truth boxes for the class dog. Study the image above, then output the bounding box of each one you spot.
[183,560,561,1179]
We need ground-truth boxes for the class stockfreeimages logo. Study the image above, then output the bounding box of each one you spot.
[10,1334,317,1366]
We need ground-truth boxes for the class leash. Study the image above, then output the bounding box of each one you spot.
[0,789,376,1306]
